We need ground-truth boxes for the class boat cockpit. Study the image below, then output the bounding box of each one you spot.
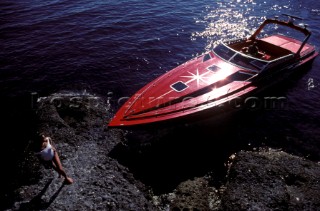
[213,41,294,72]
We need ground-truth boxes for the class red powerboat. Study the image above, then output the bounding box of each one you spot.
[108,14,318,128]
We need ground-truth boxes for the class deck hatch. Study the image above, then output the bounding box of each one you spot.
[207,65,221,73]
[171,81,188,92]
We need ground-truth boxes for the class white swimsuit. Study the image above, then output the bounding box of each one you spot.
[37,138,55,161]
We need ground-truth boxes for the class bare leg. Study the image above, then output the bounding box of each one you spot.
[51,162,61,177]
[52,151,73,184]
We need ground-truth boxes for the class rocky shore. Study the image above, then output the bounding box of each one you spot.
[2,93,319,210]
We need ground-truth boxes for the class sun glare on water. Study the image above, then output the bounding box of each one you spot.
[192,1,266,51]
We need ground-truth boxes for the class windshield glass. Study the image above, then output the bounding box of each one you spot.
[213,44,268,71]
[230,54,268,71]
[213,44,235,60]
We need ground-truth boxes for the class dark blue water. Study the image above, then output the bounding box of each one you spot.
[1,0,320,196]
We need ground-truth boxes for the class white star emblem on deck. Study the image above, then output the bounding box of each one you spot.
[181,69,211,87]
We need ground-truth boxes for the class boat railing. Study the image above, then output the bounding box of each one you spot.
[250,15,312,57]
[244,73,259,82]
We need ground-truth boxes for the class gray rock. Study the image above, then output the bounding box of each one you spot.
[7,92,155,211]
[221,149,320,211]
[3,92,320,211]
[169,177,220,211]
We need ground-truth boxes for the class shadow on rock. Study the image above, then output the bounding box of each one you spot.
[109,115,245,195]
[18,178,65,211]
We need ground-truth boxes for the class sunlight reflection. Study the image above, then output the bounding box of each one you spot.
[192,1,265,51]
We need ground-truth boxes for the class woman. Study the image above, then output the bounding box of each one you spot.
[36,134,73,184]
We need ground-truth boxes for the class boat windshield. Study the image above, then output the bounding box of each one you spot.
[213,44,235,61]
[213,44,268,72]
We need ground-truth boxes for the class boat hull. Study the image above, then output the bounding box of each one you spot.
[108,51,318,128]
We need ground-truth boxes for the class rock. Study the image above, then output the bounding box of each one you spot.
[152,176,221,211]
[169,177,221,211]
[5,92,156,210]
[2,92,320,211]
[221,148,320,211]
[154,148,320,211]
